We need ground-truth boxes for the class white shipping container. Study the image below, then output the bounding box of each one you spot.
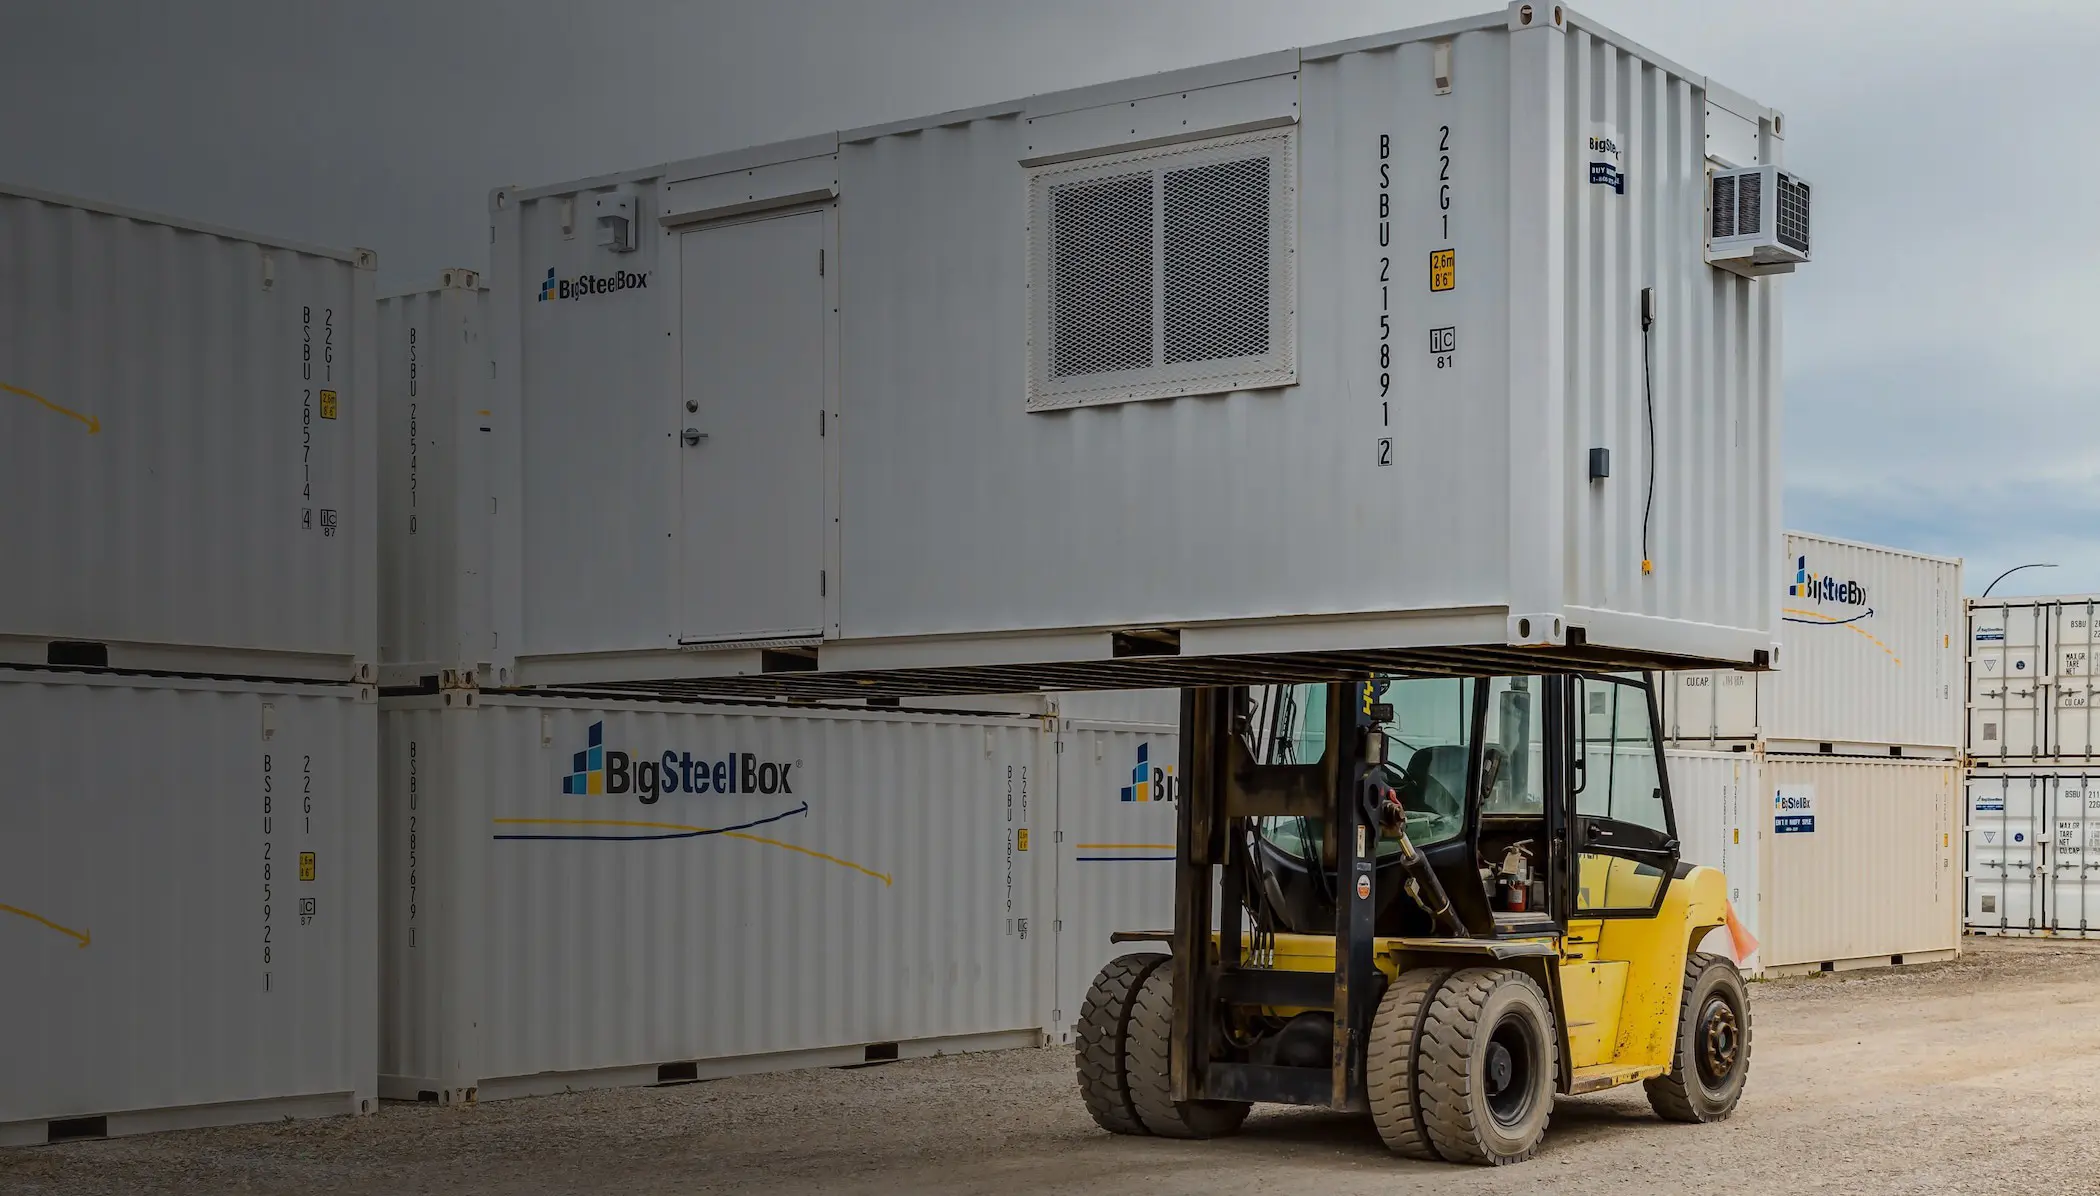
[380,693,1053,1101]
[483,6,1790,696]
[1966,597,2100,763]
[0,183,378,678]
[0,672,377,1146]
[1963,769,2100,937]
[1662,532,1962,753]
[1664,747,1762,974]
[378,272,495,685]
[1050,707,1181,1042]
[1758,755,1960,975]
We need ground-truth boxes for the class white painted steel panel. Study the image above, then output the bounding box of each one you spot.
[0,672,376,1136]
[378,276,495,685]
[1759,755,1959,970]
[1051,715,1180,1041]
[1967,600,2048,760]
[0,184,378,676]
[380,695,1051,1098]
[484,9,1786,691]
[1663,532,1963,751]
[1665,748,1761,973]
[1050,689,1180,726]
[676,210,829,644]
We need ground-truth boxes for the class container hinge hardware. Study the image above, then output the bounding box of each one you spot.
[260,702,276,741]
[261,252,276,291]
[821,570,827,597]
[1433,41,1453,94]
[819,247,825,276]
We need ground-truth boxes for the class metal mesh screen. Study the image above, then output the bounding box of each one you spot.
[1162,157,1271,365]
[1737,172,1762,237]
[1050,172,1154,379]
[1776,173,1810,253]
[1711,174,1736,239]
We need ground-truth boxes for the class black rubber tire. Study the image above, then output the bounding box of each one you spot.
[1367,967,1454,1160]
[1645,951,1752,1123]
[1073,953,1169,1136]
[1123,963,1252,1139]
[1416,966,1558,1166]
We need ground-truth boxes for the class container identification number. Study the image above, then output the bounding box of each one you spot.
[1375,132,1394,467]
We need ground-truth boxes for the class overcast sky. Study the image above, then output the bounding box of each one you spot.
[4,0,2096,596]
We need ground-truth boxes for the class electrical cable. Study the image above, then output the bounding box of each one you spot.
[1640,289,1657,576]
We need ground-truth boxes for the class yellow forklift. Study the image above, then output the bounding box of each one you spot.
[1076,674,1752,1165]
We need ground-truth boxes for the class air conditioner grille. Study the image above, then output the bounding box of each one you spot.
[1737,172,1762,238]
[1711,174,1736,240]
[1776,173,1811,253]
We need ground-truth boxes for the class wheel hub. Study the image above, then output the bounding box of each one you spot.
[1485,1041,1513,1093]
[1697,995,1741,1087]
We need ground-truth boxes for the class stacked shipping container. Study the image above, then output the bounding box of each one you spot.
[1965,597,2100,936]
[1663,533,1965,975]
[0,183,380,1144]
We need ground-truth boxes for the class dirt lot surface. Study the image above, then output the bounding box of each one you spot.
[8,938,2099,1195]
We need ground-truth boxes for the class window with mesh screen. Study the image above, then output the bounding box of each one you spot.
[1027,128,1296,410]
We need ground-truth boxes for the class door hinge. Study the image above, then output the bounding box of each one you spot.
[820,410,826,437]
[821,569,826,597]
[1053,920,1063,932]
[819,247,825,276]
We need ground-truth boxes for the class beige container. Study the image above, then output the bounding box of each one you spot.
[1758,754,1960,975]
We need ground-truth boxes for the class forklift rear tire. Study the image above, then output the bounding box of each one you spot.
[1074,953,1170,1136]
[1367,966,1455,1160]
[1123,963,1252,1139]
[1416,966,1557,1166]
[1645,952,1751,1123]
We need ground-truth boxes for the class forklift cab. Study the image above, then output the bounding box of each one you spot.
[1247,673,1683,941]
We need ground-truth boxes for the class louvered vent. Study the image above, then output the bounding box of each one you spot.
[1737,172,1762,238]
[1028,128,1297,410]
[1711,174,1737,239]
[1776,173,1810,254]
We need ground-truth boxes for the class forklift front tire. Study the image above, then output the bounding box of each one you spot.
[1367,966,1455,1160]
[1074,953,1169,1136]
[1123,963,1251,1139]
[1416,966,1557,1166]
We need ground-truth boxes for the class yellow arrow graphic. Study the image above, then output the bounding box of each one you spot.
[0,902,91,948]
[2,381,100,434]
[1782,607,1902,664]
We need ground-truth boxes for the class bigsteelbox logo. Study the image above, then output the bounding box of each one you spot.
[538,266,650,302]
[1787,555,1868,607]
[561,720,798,804]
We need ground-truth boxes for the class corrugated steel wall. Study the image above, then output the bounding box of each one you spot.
[381,696,1051,1093]
[1052,716,1180,1041]
[1760,755,1959,970]
[0,673,376,1132]
[1559,18,1779,639]
[1666,533,1963,751]
[0,186,377,672]
[378,282,492,681]
[1665,748,1761,972]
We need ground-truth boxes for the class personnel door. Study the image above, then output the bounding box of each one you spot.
[1570,675,1680,917]
[677,209,827,644]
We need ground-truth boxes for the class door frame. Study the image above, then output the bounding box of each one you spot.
[662,199,842,647]
[1564,673,1682,921]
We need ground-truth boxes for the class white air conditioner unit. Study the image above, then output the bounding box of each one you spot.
[1706,165,1810,278]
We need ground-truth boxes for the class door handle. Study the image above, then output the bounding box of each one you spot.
[682,428,708,446]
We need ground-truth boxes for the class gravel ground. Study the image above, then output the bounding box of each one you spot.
[8,937,2100,1195]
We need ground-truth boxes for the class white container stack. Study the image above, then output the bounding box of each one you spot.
[477,5,1790,696]
[0,184,379,1144]
[1661,532,1965,973]
[1661,532,1963,756]
[1964,596,2100,937]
